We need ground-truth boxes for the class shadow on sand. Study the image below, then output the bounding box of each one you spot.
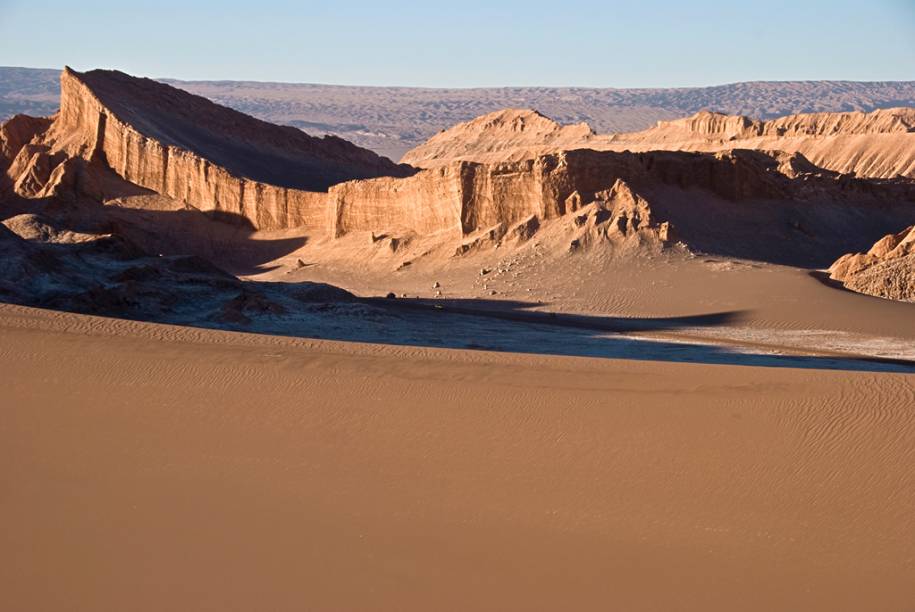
[0,185,308,275]
[2,189,913,374]
[330,296,915,373]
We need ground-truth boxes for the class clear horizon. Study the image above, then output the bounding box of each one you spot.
[3,64,915,90]
[1,0,914,88]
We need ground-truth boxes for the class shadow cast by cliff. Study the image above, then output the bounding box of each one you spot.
[2,190,912,374]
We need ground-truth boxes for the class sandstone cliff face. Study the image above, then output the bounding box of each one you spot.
[16,83,869,246]
[657,111,758,139]
[330,165,465,238]
[331,152,670,240]
[402,107,915,179]
[3,68,418,230]
[50,68,412,188]
[330,147,914,243]
[829,226,915,301]
[56,68,412,229]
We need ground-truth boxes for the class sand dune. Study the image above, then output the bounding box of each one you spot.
[2,303,914,611]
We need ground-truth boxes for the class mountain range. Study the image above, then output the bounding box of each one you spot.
[3,66,914,160]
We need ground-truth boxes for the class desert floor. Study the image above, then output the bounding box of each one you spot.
[245,229,915,363]
[2,301,914,611]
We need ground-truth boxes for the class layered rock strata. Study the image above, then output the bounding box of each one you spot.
[3,68,413,230]
[330,148,915,240]
[3,69,914,261]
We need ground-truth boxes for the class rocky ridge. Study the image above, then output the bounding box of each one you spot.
[402,108,915,179]
[2,68,412,230]
[3,68,915,283]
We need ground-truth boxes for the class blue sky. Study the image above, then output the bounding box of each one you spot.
[1,0,913,87]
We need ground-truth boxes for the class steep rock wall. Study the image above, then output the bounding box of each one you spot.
[330,165,464,238]
[329,148,883,239]
[43,69,330,230]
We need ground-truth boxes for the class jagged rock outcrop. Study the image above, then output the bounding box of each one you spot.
[829,226,915,301]
[0,114,55,196]
[562,179,666,251]
[0,114,53,167]
[402,107,915,179]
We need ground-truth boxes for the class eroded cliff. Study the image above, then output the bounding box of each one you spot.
[3,68,417,230]
[329,146,915,267]
[3,68,915,275]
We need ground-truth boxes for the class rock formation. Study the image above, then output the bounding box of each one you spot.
[3,68,915,277]
[607,109,915,179]
[332,147,915,251]
[829,226,915,301]
[2,68,413,230]
[402,108,915,179]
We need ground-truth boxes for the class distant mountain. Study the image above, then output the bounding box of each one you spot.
[2,66,914,160]
[0,67,60,119]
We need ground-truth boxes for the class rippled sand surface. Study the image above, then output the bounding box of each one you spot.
[2,304,913,611]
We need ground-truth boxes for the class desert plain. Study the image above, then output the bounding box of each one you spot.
[1,67,914,611]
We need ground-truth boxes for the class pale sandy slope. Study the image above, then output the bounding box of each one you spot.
[251,229,915,361]
[402,108,915,179]
[2,303,914,612]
